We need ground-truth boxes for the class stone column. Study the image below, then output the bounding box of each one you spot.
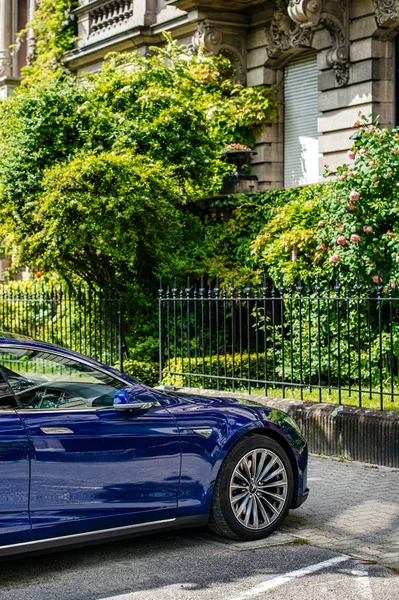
[27,0,37,65]
[0,0,12,77]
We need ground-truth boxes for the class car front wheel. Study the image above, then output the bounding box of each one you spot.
[209,434,294,540]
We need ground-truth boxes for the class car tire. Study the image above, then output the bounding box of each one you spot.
[209,434,294,541]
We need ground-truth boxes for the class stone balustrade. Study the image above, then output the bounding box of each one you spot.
[89,0,134,36]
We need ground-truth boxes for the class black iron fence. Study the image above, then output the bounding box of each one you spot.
[159,277,399,411]
[0,285,124,370]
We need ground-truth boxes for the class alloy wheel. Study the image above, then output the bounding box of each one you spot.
[229,448,288,530]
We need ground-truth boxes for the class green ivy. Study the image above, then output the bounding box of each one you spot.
[18,0,78,82]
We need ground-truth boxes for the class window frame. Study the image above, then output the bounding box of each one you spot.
[0,344,129,413]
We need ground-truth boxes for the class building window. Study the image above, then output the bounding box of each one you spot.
[284,51,320,187]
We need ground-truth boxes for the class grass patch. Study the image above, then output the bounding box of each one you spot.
[217,385,399,412]
[387,566,399,574]
[286,538,309,546]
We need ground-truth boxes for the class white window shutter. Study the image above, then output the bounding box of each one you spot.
[284,52,320,187]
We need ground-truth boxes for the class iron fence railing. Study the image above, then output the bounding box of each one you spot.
[159,276,399,411]
[0,285,124,370]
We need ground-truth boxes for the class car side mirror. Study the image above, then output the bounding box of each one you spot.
[113,386,157,411]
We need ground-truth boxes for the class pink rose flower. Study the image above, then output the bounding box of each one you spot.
[320,244,326,250]
[387,172,393,178]
[363,225,373,233]
[347,150,355,160]
[350,234,360,243]
[347,203,356,211]
[391,282,397,289]
[337,236,346,245]
[318,220,325,227]
[373,275,382,284]
[352,120,361,128]
[396,256,399,263]
[329,254,340,264]
[350,191,360,202]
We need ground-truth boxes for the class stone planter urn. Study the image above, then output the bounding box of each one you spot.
[222,145,258,194]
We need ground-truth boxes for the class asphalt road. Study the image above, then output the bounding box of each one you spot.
[1,455,398,600]
[0,529,397,600]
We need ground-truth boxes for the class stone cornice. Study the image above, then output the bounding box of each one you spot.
[165,0,263,12]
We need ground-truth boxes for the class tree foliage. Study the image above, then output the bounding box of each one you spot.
[0,37,277,289]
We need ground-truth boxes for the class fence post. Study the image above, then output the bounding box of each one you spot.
[159,278,164,385]
[119,295,124,374]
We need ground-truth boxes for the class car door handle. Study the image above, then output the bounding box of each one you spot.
[40,427,73,435]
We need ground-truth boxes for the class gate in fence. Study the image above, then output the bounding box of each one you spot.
[0,285,124,370]
[159,276,399,411]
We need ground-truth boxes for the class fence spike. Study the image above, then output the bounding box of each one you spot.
[230,277,235,296]
[246,277,251,297]
[214,275,220,297]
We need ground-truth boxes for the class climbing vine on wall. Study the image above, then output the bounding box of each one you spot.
[17,0,78,82]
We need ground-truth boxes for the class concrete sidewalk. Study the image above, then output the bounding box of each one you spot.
[282,455,399,569]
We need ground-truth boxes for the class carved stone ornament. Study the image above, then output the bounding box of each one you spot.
[0,49,12,77]
[265,0,313,57]
[288,0,350,86]
[191,21,247,84]
[373,0,399,26]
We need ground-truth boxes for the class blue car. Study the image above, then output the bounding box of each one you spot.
[0,336,308,558]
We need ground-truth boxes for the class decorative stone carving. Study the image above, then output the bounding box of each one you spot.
[191,21,247,84]
[0,49,12,77]
[373,0,399,26]
[287,0,350,86]
[265,0,313,57]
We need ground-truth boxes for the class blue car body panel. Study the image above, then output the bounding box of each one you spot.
[155,392,308,518]
[0,412,30,545]
[21,404,180,540]
[0,338,309,554]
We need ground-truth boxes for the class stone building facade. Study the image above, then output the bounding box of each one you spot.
[2,0,399,190]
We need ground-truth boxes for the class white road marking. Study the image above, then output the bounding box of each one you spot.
[351,564,374,599]
[229,555,349,600]
[98,584,195,600]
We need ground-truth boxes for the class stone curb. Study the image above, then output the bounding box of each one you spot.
[164,387,399,468]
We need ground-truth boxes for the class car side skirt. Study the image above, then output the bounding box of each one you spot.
[0,515,209,559]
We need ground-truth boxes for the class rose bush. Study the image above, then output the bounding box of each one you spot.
[319,114,399,287]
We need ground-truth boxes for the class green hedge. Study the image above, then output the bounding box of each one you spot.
[162,352,275,389]
[122,359,160,387]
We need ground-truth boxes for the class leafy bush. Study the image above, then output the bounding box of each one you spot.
[0,37,276,292]
[251,185,326,283]
[163,352,275,389]
[122,359,160,387]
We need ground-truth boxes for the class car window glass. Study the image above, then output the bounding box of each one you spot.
[0,370,17,409]
[0,348,124,410]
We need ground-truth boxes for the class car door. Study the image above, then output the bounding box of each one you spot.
[0,371,30,547]
[0,344,181,541]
